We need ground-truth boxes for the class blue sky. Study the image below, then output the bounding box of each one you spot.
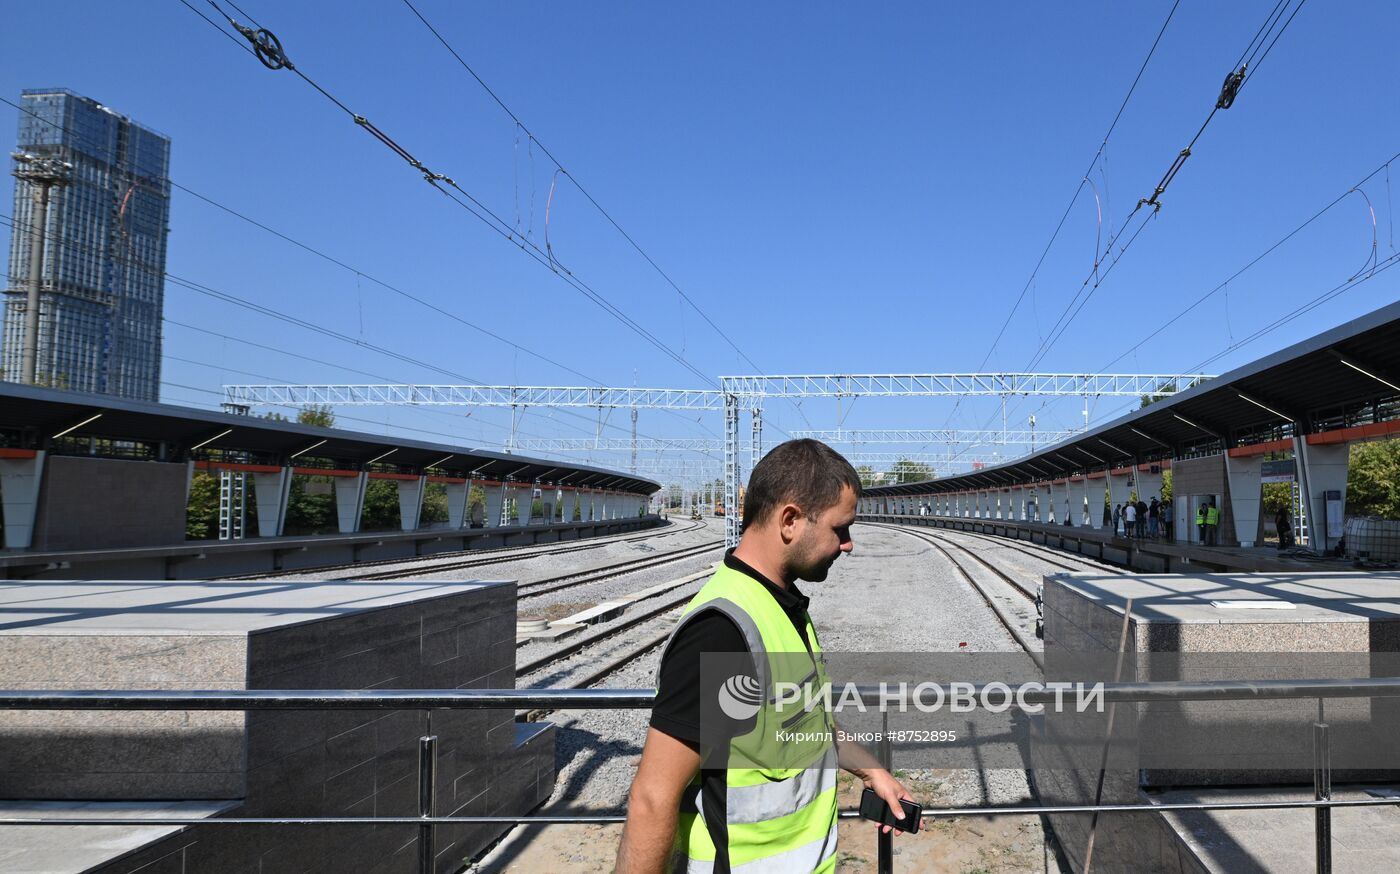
[3,1,1398,479]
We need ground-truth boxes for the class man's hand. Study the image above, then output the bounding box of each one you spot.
[835,725,921,834]
[615,728,701,874]
[858,768,922,835]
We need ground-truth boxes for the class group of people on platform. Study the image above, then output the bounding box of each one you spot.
[1111,496,1177,542]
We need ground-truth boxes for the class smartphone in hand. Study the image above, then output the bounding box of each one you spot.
[858,788,922,834]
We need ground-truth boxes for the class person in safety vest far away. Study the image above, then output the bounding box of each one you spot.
[615,439,920,874]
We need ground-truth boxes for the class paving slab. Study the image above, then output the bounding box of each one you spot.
[1152,785,1400,873]
[0,800,236,874]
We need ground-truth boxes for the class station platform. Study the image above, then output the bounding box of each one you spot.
[859,513,1364,575]
[1151,784,1400,873]
[0,514,662,581]
[0,577,549,873]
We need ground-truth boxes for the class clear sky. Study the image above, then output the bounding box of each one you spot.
[3,1,1398,481]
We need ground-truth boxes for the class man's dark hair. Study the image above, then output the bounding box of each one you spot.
[742,439,861,529]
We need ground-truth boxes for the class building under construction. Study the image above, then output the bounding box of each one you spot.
[3,88,171,400]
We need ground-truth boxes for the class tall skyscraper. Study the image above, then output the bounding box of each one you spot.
[3,88,171,400]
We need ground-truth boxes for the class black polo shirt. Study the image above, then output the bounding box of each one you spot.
[650,551,815,874]
[650,550,813,744]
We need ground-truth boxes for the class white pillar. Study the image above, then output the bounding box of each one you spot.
[1045,481,1060,524]
[485,484,505,528]
[1108,470,1132,534]
[1069,477,1086,527]
[251,467,293,537]
[397,475,426,531]
[1087,476,1105,529]
[516,484,535,525]
[1296,439,1350,553]
[0,450,45,549]
[1137,467,1166,505]
[446,479,469,529]
[1224,454,1263,547]
[335,471,369,533]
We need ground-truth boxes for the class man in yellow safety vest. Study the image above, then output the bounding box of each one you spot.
[615,439,917,873]
[1205,499,1221,546]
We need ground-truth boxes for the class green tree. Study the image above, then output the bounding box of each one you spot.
[361,479,402,530]
[421,481,449,525]
[185,471,219,539]
[468,484,487,525]
[262,405,337,427]
[1349,438,1400,519]
[1140,377,1206,409]
[891,458,936,484]
[284,476,336,535]
[296,405,336,428]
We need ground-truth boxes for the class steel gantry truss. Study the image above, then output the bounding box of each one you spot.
[516,437,724,453]
[225,371,1210,545]
[223,374,1207,410]
[790,428,1076,444]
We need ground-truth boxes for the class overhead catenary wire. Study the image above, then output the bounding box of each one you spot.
[395,0,811,434]
[184,1,720,391]
[0,211,698,453]
[946,1,1311,460]
[0,91,727,444]
[395,0,770,378]
[933,0,1183,445]
[1097,152,1400,371]
[1,92,619,392]
[1014,0,1311,376]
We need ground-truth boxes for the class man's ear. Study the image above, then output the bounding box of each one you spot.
[777,503,803,544]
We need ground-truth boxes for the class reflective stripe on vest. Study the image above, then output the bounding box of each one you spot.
[680,749,838,825]
[671,822,839,874]
[659,563,839,873]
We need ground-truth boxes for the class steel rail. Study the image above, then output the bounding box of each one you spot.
[938,526,1116,574]
[515,572,710,676]
[337,534,716,583]
[216,518,704,581]
[516,540,722,598]
[884,524,1042,661]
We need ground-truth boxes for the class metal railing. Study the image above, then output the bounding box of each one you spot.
[5,679,1400,874]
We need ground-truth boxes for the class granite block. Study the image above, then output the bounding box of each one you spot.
[323,757,377,812]
[0,578,539,872]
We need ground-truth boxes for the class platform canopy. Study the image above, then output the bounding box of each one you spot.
[865,299,1400,497]
[0,383,660,494]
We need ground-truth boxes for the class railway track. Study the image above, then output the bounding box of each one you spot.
[516,568,714,719]
[932,526,1119,574]
[218,518,707,581]
[877,523,1043,660]
[515,540,721,598]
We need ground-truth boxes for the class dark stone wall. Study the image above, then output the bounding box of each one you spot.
[40,581,556,874]
[31,456,187,550]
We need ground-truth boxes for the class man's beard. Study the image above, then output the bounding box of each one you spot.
[791,532,840,582]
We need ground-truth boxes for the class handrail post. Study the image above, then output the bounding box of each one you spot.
[877,708,894,874]
[419,734,438,874]
[1313,700,1331,874]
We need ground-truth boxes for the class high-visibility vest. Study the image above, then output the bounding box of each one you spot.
[660,563,838,873]
[1206,506,1220,526]
[1197,507,1207,524]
